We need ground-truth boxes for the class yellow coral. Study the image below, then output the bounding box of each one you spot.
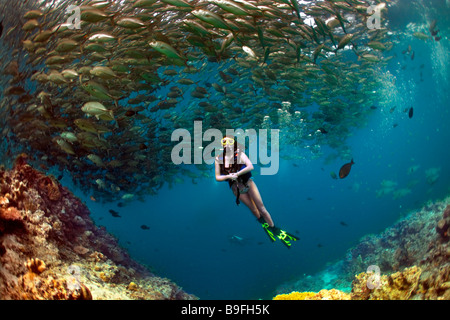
[351,266,422,300]
[275,267,422,300]
[128,282,138,291]
[314,289,351,300]
[371,266,422,300]
[273,291,317,300]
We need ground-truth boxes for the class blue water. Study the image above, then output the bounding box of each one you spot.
[12,0,449,299]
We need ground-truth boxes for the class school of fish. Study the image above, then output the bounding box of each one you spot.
[0,0,393,202]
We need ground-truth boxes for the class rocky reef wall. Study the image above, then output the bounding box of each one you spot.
[274,195,450,300]
[0,154,197,300]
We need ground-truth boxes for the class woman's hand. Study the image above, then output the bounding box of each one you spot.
[228,173,238,181]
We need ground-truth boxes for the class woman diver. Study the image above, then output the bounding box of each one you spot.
[215,136,299,248]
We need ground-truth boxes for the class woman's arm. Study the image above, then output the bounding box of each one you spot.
[236,152,254,177]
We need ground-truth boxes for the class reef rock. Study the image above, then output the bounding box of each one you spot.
[0,155,197,300]
[352,266,422,300]
[274,196,450,300]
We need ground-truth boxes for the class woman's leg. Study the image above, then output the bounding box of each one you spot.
[246,180,275,227]
[232,184,260,219]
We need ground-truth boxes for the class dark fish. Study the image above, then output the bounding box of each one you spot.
[140,225,150,230]
[411,51,415,60]
[317,243,323,248]
[339,159,354,179]
[429,20,439,37]
[408,107,413,119]
[0,20,3,38]
[429,20,437,33]
[339,221,348,227]
[117,202,124,207]
[109,209,121,218]
[435,36,441,42]
[318,127,328,134]
[125,110,138,117]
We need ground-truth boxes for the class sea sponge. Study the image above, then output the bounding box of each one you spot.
[68,283,93,300]
[351,272,374,300]
[436,205,450,239]
[128,282,138,291]
[38,176,61,201]
[25,258,46,275]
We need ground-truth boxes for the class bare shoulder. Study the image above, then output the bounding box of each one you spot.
[237,149,250,162]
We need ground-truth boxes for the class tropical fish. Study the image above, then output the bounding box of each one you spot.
[0,0,396,204]
[109,209,121,218]
[339,159,354,179]
[90,66,117,80]
[116,17,145,29]
[55,138,75,155]
[413,32,429,41]
[82,102,115,121]
[191,9,231,30]
[149,41,186,60]
[87,154,105,167]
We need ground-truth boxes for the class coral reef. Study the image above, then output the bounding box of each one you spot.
[274,266,421,300]
[0,155,197,300]
[274,196,450,300]
[274,290,350,300]
[351,266,422,300]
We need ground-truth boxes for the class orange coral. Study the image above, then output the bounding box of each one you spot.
[0,206,21,221]
[25,258,47,275]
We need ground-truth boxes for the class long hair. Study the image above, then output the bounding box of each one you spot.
[221,135,244,172]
